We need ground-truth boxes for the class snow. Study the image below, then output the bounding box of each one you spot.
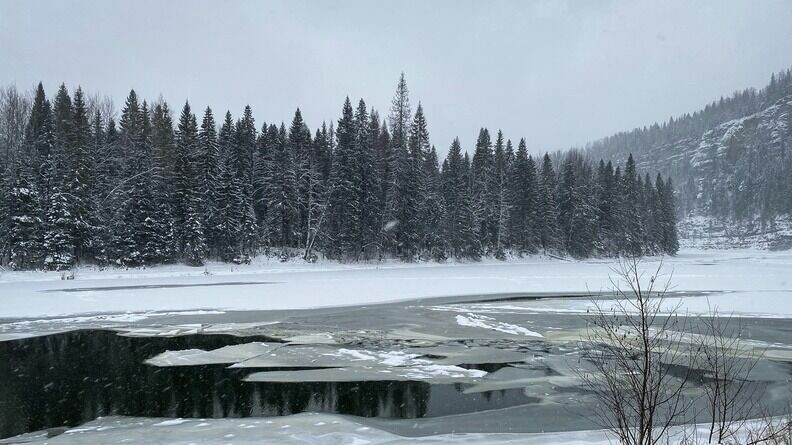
[152,419,191,426]
[244,363,486,384]
[19,413,789,444]
[1,248,790,320]
[1,310,225,326]
[438,290,792,319]
[455,313,543,337]
[145,343,281,367]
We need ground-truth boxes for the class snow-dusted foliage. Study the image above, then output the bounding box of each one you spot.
[586,68,792,246]
[0,77,677,269]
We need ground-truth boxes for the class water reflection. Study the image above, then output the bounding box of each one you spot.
[0,330,535,438]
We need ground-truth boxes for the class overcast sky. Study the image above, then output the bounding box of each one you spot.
[2,0,791,156]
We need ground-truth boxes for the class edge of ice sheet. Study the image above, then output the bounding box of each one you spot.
[455,313,543,337]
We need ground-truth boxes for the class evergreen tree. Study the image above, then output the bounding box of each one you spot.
[384,73,412,257]
[595,160,617,254]
[392,103,429,260]
[174,101,206,264]
[70,87,94,260]
[198,107,219,219]
[619,154,643,255]
[264,122,298,253]
[147,102,177,263]
[470,128,496,253]
[327,98,361,259]
[537,153,559,252]
[211,112,243,260]
[659,176,680,254]
[6,153,44,269]
[355,101,380,258]
[42,84,76,270]
[288,108,313,249]
[0,79,683,269]
[508,139,539,253]
[232,106,259,257]
[421,145,445,260]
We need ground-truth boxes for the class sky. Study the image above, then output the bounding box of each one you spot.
[1,0,791,156]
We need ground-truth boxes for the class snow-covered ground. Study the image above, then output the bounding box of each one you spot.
[0,413,631,444]
[16,414,789,445]
[1,248,790,320]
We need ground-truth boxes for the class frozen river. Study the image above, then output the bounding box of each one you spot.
[1,250,791,443]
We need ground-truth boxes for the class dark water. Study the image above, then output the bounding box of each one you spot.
[0,330,535,439]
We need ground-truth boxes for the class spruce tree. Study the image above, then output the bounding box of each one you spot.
[508,139,539,253]
[595,160,616,254]
[198,107,219,219]
[619,154,643,255]
[147,102,177,263]
[492,131,510,257]
[537,153,559,252]
[174,101,206,264]
[659,176,680,254]
[42,84,76,270]
[264,122,298,253]
[6,153,44,269]
[383,73,412,258]
[212,112,243,260]
[393,103,428,260]
[470,128,496,253]
[355,101,380,258]
[421,145,446,260]
[70,87,94,261]
[288,108,313,249]
[234,106,259,257]
[327,98,361,259]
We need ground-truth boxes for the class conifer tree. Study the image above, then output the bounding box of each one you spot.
[492,131,510,257]
[288,108,313,249]
[537,153,559,252]
[0,80,683,268]
[147,102,177,263]
[471,128,496,253]
[6,153,44,269]
[234,106,259,257]
[619,154,643,255]
[327,98,361,259]
[211,112,243,260]
[421,145,446,260]
[508,139,539,252]
[441,138,479,259]
[355,101,380,258]
[384,73,412,257]
[198,107,219,216]
[659,176,680,254]
[42,84,76,270]
[264,122,298,253]
[70,87,94,260]
[174,101,206,264]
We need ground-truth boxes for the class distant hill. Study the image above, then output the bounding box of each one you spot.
[585,68,792,249]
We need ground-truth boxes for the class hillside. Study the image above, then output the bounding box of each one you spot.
[586,69,792,249]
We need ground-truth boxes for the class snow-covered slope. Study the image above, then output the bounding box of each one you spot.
[588,92,792,249]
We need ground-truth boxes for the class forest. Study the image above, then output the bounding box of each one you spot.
[0,75,677,270]
[585,67,792,224]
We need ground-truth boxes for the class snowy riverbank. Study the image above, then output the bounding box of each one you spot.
[1,248,790,320]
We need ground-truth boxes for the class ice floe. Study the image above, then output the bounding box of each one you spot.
[455,313,543,337]
[144,342,281,366]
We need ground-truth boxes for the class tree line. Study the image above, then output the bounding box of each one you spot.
[0,74,678,270]
[586,67,792,223]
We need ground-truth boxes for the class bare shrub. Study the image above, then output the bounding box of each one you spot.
[581,256,791,445]
[579,256,696,445]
